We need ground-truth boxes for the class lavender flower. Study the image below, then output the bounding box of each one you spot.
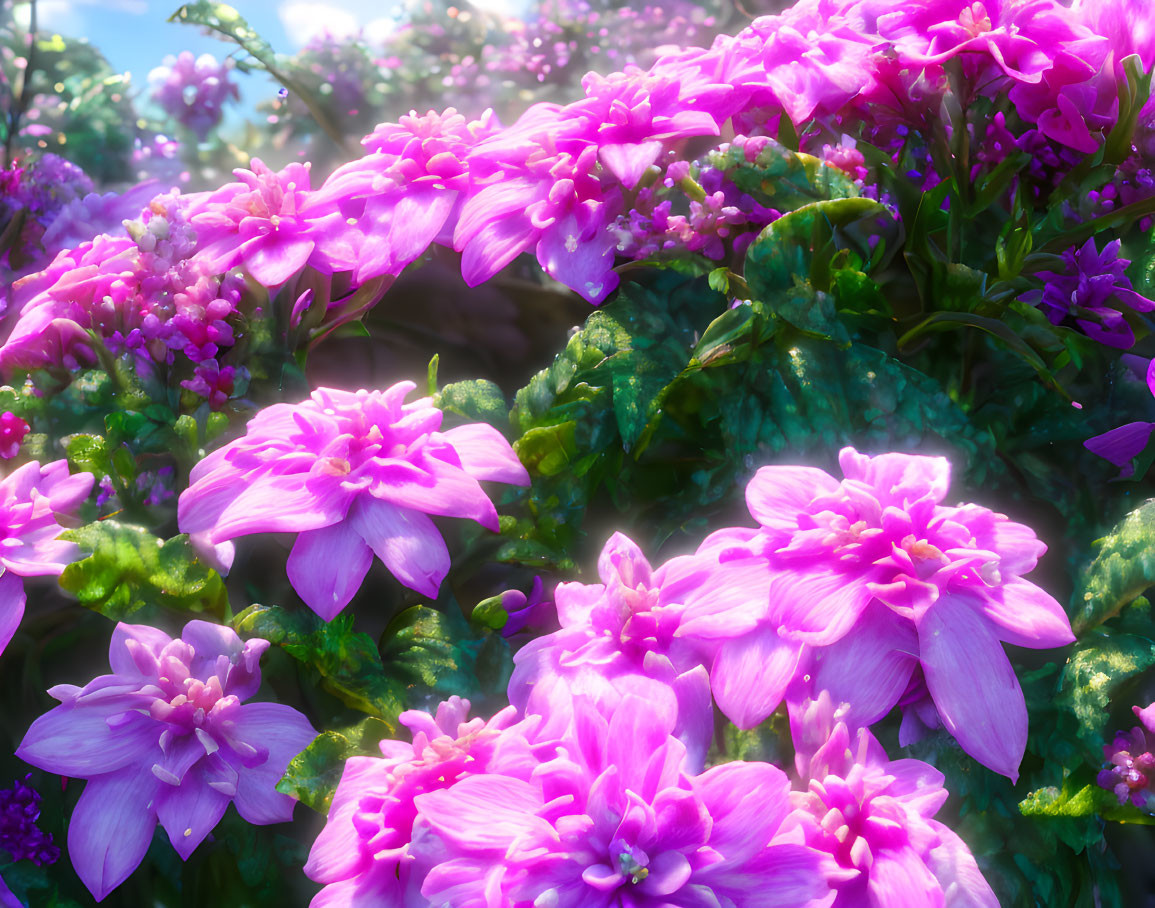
[1085,357,1155,476]
[149,52,239,141]
[0,460,93,659]
[16,621,316,901]
[1022,238,1155,349]
[178,382,529,619]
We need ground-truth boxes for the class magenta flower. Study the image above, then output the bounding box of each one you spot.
[188,159,342,287]
[508,531,755,769]
[412,693,833,907]
[789,694,999,907]
[305,696,540,905]
[0,460,93,659]
[307,108,499,283]
[178,382,529,619]
[455,106,623,304]
[0,413,30,460]
[16,621,315,901]
[710,447,1072,779]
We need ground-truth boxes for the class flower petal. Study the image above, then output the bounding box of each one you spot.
[746,465,839,529]
[67,764,160,901]
[867,845,944,908]
[18,705,158,777]
[978,579,1074,649]
[232,702,317,825]
[349,498,450,598]
[711,624,801,729]
[286,521,374,621]
[919,593,1027,781]
[439,423,529,486]
[0,572,26,658]
[155,764,231,860]
[771,567,874,645]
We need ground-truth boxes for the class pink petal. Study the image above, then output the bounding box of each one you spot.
[368,457,499,530]
[67,764,161,901]
[979,580,1074,649]
[0,572,26,658]
[287,522,374,621]
[710,624,801,729]
[926,820,1000,908]
[771,566,874,645]
[807,600,918,727]
[919,593,1027,781]
[694,761,790,862]
[414,774,548,852]
[244,236,315,287]
[108,623,173,677]
[867,846,944,908]
[304,756,389,883]
[349,497,450,598]
[745,465,839,529]
[440,423,530,486]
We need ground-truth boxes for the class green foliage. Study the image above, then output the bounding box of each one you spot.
[1058,634,1155,760]
[58,522,229,620]
[436,379,510,429]
[1071,501,1155,634]
[276,717,392,813]
[233,605,406,729]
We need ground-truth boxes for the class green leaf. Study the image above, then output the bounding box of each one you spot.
[379,605,480,697]
[1058,633,1155,758]
[63,434,109,475]
[1070,501,1155,634]
[276,716,392,813]
[233,604,406,728]
[436,379,510,428]
[744,197,890,343]
[59,522,229,620]
[1020,781,1099,819]
[471,594,510,631]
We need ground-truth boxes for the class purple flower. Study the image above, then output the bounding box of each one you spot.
[1022,238,1155,348]
[1086,357,1155,476]
[412,693,833,907]
[149,52,239,141]
[178,382,529,619]
[709,447,1072,779]
[188,159,341,287]
[0,460,94,659]
[305,696,541,904]
[0,413,30,460]
[16,621,316,901]
[789,694,999,907]
[1098,725,1155,811]
[0,775,58,866]
[498,575,555,638]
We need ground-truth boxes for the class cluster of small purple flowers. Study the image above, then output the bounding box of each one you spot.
[1098,703,1155,811]
[0,775,57,866]
[148,52,239,141]
[1,190,245,408]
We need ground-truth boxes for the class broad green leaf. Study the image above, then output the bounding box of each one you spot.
[1070,501,1155,634]
[1058,633,1155,757]
[436,379,510,428]
[59,522,228,620]
[233,604,406,728]
[379,605,480,697]
[63,434,109,476]
[275,716,392,813]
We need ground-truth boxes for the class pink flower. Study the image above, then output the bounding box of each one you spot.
[0,460,93,658]
[304,696,541,905]
[16,621,316,901]
[709,447,1072,779]
[0,413,30,460]
[307,108,500,283]
[789,693,999,907]
[177,381,529,619]
[188,159,342,287]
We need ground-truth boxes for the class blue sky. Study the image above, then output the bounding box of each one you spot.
[20,1,420,119]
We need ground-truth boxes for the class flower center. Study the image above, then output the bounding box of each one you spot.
[613,841,650,884]
[959,3,992,37]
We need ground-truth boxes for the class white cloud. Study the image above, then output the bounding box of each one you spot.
[278,1,360,46]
